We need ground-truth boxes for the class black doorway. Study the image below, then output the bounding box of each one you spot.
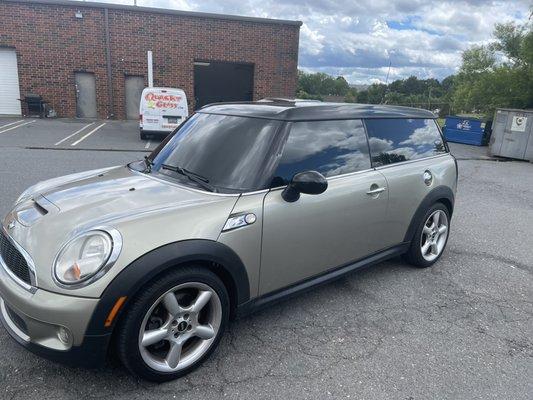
[194,61,254,110]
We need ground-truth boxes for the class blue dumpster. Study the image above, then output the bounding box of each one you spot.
[443,116,490,146]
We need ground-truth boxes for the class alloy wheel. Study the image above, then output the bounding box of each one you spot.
[138,282,222,373]
[420,209,449,262]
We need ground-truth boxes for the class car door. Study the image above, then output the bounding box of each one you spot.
[364,118,453,247]
[259,119,389,295]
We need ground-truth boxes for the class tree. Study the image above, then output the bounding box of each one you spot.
[297,71,353,99]
[492,22,527,65]
[333,76,350,96]
[460,46,496,75]
[451,20,532,117]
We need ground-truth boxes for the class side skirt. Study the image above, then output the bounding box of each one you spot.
[236,242,410,318]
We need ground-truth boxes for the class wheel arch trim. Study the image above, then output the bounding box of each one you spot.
[85,239,250,336]
[403,185,455,243]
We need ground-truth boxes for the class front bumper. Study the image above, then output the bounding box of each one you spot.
[0,261,110,367]
[140,128,172,137]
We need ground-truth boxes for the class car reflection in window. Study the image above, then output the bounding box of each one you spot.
[272,119,371,186]
[366,119,447,166]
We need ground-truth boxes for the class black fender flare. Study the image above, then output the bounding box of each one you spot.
[85,239,250,336]
[403,185,455,243]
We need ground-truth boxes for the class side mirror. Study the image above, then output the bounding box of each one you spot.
[281,171,328,202]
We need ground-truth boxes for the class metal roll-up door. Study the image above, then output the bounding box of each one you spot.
[0,48,22,115]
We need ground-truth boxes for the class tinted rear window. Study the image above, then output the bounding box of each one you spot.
[365,119,447,166]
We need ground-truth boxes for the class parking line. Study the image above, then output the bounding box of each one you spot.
[54,122,95,145]
[144,140,151,149]
[70,122,106,146]
[0,119,24,129]
[0,120,36,134]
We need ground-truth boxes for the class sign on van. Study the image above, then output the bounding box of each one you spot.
[145,92,183,109]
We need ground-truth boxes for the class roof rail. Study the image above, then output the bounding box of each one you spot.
[258,98,322,103]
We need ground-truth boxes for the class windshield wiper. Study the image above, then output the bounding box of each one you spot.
[163,165,209,182]
[161,164,216,192]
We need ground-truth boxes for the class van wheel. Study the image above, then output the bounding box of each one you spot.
[116,266,229,382]
[140,130,147,140]
[404,203,450,268]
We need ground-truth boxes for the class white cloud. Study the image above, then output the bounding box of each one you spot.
[281,120,368,163]
[300,23,325,56]
[400,123,439,146]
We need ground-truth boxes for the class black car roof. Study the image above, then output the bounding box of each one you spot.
[198,100,436,121]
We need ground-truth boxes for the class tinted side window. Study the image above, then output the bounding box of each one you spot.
[272,119,371,186]
[365,119,447,166]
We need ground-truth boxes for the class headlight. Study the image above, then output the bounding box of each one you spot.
[54,229,122,286]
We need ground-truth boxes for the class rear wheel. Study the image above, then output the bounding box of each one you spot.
[140,129,147,140]
[404,203,450,268]
[116,266,229,382]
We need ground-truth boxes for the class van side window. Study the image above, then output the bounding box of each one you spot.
[271,119,371,186]
[364,118,447,166]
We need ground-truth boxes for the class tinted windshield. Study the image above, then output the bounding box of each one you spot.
[149,113,282,192]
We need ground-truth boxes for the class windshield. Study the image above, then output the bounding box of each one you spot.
[148,113,282,192]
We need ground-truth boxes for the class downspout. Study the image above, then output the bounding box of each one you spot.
[104,8,114,118]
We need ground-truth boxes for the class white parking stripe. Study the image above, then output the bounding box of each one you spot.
[144,140,151,149]
[0,119,24,129]
[70,122,106,146]
[0,120,36,134]
[54,122,95,145]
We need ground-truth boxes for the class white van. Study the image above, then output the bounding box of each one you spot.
[139,87,189,140]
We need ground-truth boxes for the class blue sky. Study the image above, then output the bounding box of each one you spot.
[81,0,531,84]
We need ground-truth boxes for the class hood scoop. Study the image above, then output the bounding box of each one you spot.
[14,195,58,227]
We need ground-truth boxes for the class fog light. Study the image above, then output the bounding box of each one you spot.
[57,326,71,345]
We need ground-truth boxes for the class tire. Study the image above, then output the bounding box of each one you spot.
[403,202,450,268]
[116,266,229,382]
[140,130,147,140]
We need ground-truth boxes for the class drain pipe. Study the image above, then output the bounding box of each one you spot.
[104,8,114,118]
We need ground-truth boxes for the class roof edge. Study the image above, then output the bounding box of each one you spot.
[3,0,303,26]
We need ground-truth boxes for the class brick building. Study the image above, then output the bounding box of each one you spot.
[0,0,301,119]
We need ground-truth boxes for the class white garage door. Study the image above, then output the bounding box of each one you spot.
[0,49,22,115]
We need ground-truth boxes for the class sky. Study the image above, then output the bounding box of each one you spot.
[84,0,531,84]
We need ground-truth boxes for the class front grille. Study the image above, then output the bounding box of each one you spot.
[0,231,31,284]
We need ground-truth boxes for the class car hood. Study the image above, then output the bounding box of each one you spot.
[40,166,212,221]
[3,165,239,297]
[15,166,228,227]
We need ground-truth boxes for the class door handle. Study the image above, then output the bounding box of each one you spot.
[366,186,387,195]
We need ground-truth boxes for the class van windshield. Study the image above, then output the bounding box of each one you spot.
[148,113,282,192]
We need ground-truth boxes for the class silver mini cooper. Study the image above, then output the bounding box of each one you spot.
[0,101,457,381]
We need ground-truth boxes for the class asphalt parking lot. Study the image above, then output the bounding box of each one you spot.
[0,117,162,152]
[0,118,531,400]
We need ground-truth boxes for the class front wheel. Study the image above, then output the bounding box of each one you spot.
[116,266,229,382]
[404,203,450,268]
